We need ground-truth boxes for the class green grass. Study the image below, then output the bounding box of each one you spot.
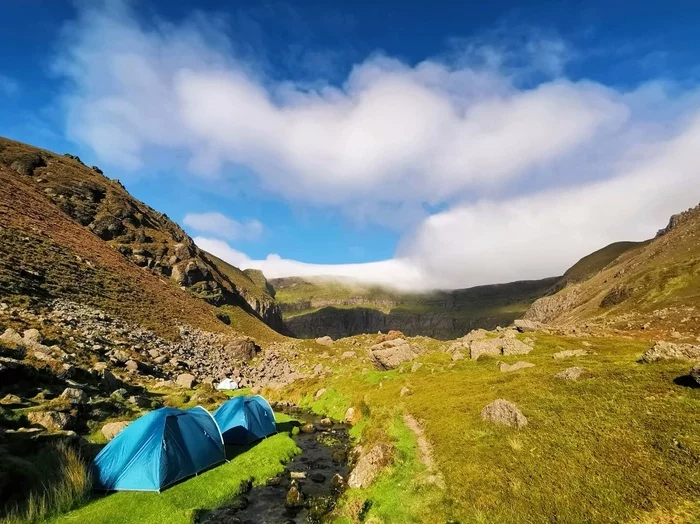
[275,333,700,523]
[51,413,300,524]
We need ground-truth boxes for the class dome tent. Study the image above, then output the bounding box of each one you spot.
[213,395,276,444]
[93,406,225,492]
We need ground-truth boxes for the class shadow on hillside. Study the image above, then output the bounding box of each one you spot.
[673,374,699,389]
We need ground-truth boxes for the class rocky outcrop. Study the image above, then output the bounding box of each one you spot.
[514,319,543,332]
[347,443,394,488]
[27,411,73,431]
[481,399,528,429]
[369,338,417,370]
[469,334,533,360]
[524,286,581,323]
[641,341,700,362]
[656,203,700,237]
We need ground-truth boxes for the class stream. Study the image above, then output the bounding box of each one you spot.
[200,407,351,524]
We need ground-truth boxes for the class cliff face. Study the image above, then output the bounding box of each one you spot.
[0,137,285,333]
[276,277,560,340]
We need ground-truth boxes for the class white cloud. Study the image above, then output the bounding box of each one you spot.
[194,237,426,290]
[54,2,700,289]
[183,212,263,241]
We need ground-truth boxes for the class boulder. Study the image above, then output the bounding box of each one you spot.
[316,336,334,346]
[27,411,73,431]
[691,363,700,386]
[330,473,347,494]
[0,394,23,405]
[369,339,417,370]
[176,373,196,389]
[514,319,543,332]
[111,350,131,364]
[300,423,315,434]
[501,338,534,356]
[319,417,332,427]
[641,341,700,363]
[344,407,360,424]
[554,367,589,381]
[347,443,393,488]
[172,243,192,261]
[125,360,140,373]
[315,388,327,400]
[102,421,130,440]
[224,338,260,361]
[498,361,535,373]
[60,387,88,404]
[552,349,588,359]
[480,399,528,429]
[22,329,43,345]
[285,480,305,508]
[400,387,411,397]
[341,351,356,359]
[0,328,23,346]
[469,338,502,360]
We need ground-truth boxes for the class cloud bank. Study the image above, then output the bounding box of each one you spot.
[55,2,700,289]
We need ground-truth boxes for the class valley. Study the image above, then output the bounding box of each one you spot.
[0,137,698,524]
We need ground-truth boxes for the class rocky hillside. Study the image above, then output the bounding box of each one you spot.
[0,137,284,332]
[273,276,559,339]
[525,203,700,337]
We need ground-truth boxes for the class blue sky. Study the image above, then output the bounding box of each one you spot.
[2,0,700,289]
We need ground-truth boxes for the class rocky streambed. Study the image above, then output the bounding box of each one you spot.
[200,408,351,524]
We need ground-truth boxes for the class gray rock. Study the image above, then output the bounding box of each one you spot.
[554,367,589,381]
[22,329,43,345]
[224,338,260,361]
[641,341,700,362]
[552,349,588,359]
[102,421,130,440]
[369,339,417,370]
[501,338,534,356]
[498,361,535,373]
[176,373,196,389]
[469,338,502,360]
[315,388,327,400]
[344,407,359,424]
[689,363,700,385]
[60,387,88,404]
[411,362,423,372]
[285,480,305,508]
[341,351,356,359]
[481,399,528,429]
[514,319,543,332]
[125,360,140,373]
[347,443,393,488]
[316,336,334,346]
[400,387,411,397]
[27,411,73,431]
[0,328,23,346]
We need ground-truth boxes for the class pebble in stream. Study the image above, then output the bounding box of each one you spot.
[199,410,351,524]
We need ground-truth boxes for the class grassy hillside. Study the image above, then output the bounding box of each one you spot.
[0,136,284,334]
[272,276,559,339]
[526,204,700,336]
[274,331,700,523]
[554,240,649,290]
[0,138,282,343]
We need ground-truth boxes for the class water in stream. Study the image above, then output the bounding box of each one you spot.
[201,408,351,524]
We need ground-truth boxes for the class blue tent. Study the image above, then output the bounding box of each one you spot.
[213,395,276,444]
[93,406,225,492]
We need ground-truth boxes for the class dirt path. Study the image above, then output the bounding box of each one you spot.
[403,414,444,487]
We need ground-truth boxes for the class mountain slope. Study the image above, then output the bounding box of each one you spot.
[0,137,283,342]
[525,203,700,335]
[272,276,559,339]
